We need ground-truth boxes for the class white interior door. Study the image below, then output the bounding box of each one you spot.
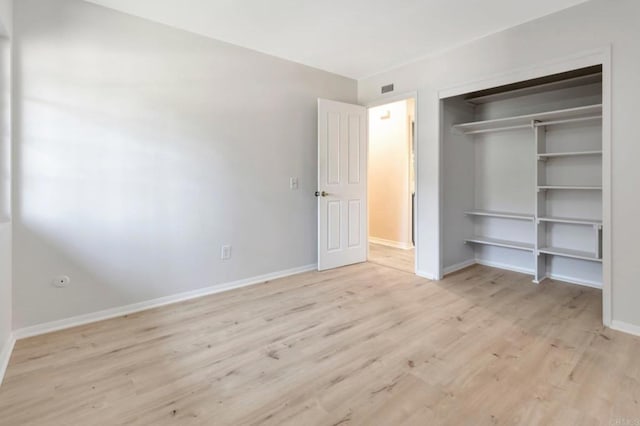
[317,99,367,271]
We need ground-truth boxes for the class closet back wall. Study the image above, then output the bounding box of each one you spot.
[12,0,356,328]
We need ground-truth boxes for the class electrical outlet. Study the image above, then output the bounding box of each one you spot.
[221,245,232,261]
[53,275,70,288]
[289,177,299,190]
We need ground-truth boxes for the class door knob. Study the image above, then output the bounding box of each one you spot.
[315,191,329,197]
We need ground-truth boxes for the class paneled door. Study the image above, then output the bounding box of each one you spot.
[317,99,367,271]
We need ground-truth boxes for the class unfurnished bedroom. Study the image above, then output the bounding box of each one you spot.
[0,0,639,424]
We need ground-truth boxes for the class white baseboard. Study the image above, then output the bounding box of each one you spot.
[464,259,602,289]
[14,264,317,340]
[443,259,535,277]
[369,237,413,250]
[475,259,535,275]
[443,259,476,275]
[610,320,640,337]
[545,273,602,289]
[416,270,437,280]
[0,333,16,387]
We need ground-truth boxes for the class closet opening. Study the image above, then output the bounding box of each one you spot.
[367,98,416,274]
[440,64,604,295]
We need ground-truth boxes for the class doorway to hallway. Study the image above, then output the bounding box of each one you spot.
[367,98,416,273]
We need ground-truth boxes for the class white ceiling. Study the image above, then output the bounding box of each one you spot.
[84,0,590,79]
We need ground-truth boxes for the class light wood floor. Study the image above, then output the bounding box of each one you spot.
[368,242,415,273]
[1,262,639,425]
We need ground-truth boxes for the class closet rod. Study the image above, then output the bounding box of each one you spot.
[533,115,601,127]
[462,123,533,135]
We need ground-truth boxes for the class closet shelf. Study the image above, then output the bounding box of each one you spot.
[465,236,534,252]
[538,246,602,262]
[538,150,602,160]
[464,210,534,221]
[537,185,602,191]
[452,104,602,135]
[538,216,602,227]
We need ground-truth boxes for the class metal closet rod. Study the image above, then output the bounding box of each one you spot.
[533,115,602,127]
[463,124,531,135]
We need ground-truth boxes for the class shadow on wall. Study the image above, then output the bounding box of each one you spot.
[0,36,9,221]
[12,80,303,326]
[12,82,265,322]
[10,0,356,328]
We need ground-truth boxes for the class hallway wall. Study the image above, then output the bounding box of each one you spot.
[368,100,413,249]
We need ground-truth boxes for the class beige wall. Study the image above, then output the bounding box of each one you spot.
[368,100,413,248]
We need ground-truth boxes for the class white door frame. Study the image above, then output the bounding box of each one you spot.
[365,91,419,275]
[436,47,612,326]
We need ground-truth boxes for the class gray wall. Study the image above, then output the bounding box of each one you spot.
[0,0,10,35]
[441,98,474,272]
[358,0,640,330]
[0,0,11,369]
[12,0,356,328]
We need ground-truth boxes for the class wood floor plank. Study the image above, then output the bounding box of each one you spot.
[0,247,638,425]
[368,242,415,273]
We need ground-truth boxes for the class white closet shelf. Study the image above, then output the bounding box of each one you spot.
[465,236,534,251]
[452,104,602,135]
[538,216,602,227]
[537,150,602,160]
[464,210,534,221]
[537,185,602,191]
[538,246,602,262]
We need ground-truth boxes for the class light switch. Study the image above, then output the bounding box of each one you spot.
[290,177,299,190]
[221,245,232,260]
